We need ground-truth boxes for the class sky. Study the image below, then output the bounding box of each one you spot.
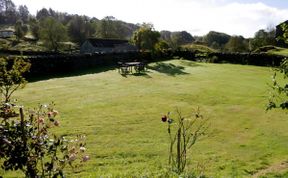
[12,0,288,38]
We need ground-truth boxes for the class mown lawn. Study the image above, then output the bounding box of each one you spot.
[1,59,288,177]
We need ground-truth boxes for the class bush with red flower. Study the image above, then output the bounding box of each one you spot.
[162,108,209,174]
[0,57,89,177]
[0,102,89,177]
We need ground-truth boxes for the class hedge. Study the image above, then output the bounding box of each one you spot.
[5,50,285,79]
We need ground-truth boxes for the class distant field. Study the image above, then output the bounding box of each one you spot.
[182,43,217,53]
[1,59,288,177]
[268,47,288,56]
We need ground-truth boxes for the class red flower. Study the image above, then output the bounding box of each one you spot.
[47,112,52,118]
[162,115,167,122]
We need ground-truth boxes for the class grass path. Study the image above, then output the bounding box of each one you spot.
[252,161,288,178]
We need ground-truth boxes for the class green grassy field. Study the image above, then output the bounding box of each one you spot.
[1,59,288,177]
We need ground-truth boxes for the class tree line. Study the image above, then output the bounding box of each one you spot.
[0,0,280,53]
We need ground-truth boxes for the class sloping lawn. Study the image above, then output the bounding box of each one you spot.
[2,59,288,177]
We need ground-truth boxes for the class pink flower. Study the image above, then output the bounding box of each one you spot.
[82,155,90,162]
[47,112,53,118]
[69,153,77,161]
[80,146,86,152]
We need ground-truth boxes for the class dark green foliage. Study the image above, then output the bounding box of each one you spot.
[160,30,195,50]
[131,23,160,51]
[207,52,283,66]
[14,20,28,41]
[68,15,96,44]
[250,29,276,51]
[96,16,118,39]
[224,36,249,52]
[29,18,40,40]
[267,22,288,111]
[171,31,195,47]
[36,8,50,20]
[267,58,288,110]
[204,31,231,50]
[155,40,170,52]
[277,23,288,46]
[95,16,138,40]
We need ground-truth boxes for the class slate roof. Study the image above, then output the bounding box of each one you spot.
[86,38,129,48]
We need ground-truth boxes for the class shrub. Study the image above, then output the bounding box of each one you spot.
[0,57,89,177]
[162,108,209,174]
[0,103,89,177]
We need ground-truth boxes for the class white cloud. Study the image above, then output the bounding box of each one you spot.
[12,0,288,37]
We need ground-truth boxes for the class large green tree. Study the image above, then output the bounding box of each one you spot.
[131,23,160,51]
[224,36,249,52]
[160,30,194,50]
[68,15,96,44]
[250,29,276,51]
[0,57,30,103]
[29,18,40,40]
[96,16,118,39]
[39,17,68,52]
[204,31,231,50]
[18,5,29,23]
[14,20,28,41]
[0,0,17,24]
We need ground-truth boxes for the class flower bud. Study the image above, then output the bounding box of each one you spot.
[54,120,60,126]
[82,155,90,162]
[48,112,52,118]
[69,153,77,161]
[161,115,167,122]
[52,110,59,117]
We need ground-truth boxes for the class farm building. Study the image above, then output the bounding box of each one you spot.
[80,38,138,54]
[0,29,14,38]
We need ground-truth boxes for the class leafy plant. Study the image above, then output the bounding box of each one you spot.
[0,57,30,103]
[0,56,89,177]
[162,108,209,174]
[267,23,288,111]
[267,58,288,110]
[0,103,89,177]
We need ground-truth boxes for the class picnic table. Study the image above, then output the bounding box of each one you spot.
[118,61,146,74]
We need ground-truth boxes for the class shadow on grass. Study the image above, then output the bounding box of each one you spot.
[179,60,204,67]
[120,71,152,79]
[147,62,189,76]
[27,66,115,82]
